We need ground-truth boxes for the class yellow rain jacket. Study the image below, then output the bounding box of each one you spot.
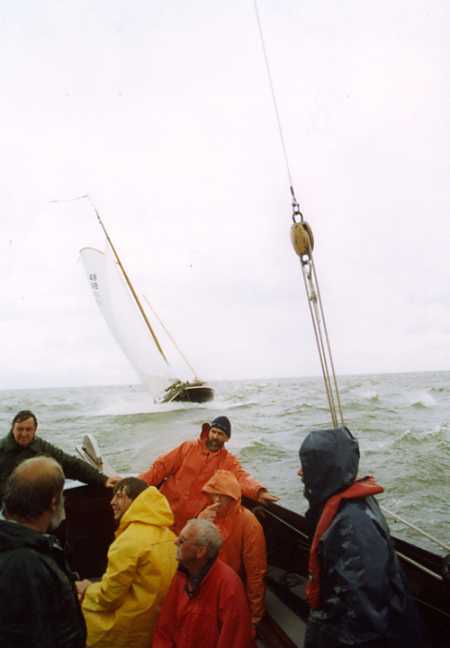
[82,486,177,648]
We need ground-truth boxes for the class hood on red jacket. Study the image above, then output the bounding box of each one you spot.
[202,470,241,502]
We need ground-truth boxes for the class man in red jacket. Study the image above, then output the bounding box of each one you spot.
[139,416,278,533]
[152,518,255,648]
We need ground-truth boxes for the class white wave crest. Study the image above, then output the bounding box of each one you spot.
[407,391,437,409]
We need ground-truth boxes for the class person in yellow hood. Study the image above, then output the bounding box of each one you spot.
[199,469,267,628]
[78,477,177,648]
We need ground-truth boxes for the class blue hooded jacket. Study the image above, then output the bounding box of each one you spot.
[299,427,427,648]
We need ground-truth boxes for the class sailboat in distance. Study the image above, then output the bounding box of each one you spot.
[79,207,214,404]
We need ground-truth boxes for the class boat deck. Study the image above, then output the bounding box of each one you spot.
[60,482,450,648]
[257,589,306,647]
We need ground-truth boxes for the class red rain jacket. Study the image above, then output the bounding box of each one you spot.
[152,558,255,648]
[200,470,267,624]
[139,425,265,533]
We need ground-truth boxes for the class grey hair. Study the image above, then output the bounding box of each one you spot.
[186,518,223,559]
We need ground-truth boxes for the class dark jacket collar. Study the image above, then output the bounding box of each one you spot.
[0,518,61,554]
[2,432,40,452]
[179,557,216,598]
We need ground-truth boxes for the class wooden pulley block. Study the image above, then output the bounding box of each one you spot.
[290,221,314,256]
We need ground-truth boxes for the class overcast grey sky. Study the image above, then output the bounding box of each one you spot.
[1,1,449,389]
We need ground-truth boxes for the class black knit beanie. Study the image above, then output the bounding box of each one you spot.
[210,416,231,438]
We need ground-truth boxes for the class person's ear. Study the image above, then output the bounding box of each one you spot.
[196,545,208,560]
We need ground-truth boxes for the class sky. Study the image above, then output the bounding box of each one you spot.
[1,0,449,389]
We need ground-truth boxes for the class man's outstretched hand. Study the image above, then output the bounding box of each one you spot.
[257,490,279,504]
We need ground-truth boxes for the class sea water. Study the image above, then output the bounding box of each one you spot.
[1,370,449,554]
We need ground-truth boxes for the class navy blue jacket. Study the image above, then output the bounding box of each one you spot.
[300,427,426,648]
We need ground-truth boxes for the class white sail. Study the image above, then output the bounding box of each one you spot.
[80,246,176,399]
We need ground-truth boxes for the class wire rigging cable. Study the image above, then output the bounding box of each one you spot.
[253,0,295,194]
[253,1,344,428]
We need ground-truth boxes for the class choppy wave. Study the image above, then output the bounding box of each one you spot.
[280,403,317,416]
[405,390,437,409]
[382,423,450,455]
[207,399,258,411]
[347,389,380,403]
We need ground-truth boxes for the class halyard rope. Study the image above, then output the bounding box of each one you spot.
[254,1,344,428]
[253,0,294,192]
[252,8,450,574]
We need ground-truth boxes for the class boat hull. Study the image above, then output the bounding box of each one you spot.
[243,497,450,648]
[57,485,450,648]
[162,381,214,403]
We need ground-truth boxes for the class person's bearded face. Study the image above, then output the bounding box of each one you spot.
[206,427,228,452]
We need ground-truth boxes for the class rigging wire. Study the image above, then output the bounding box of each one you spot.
[381,506,450,554]
[143,295,199,380]
[253,1,344,428]
[261,505,445,581]
[253,0,295,195]
[252,8,449,587]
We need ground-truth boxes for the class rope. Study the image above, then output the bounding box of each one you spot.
[252,12,446,595]
[310,257,345,425]
[261,507,444,583]
[143,295,199,380]
[299,251,344,428]
[253,0,294,192]
[261,507,310,541]
[251,11,445,581]
[395,551,443,583]
[49,193,90,204]
[381,506,450,554]
[253,2,344,428]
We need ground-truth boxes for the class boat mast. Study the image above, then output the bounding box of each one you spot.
[89,199,169,365]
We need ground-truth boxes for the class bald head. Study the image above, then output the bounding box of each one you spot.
[14,456,62,480]
[3,457,65,523]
